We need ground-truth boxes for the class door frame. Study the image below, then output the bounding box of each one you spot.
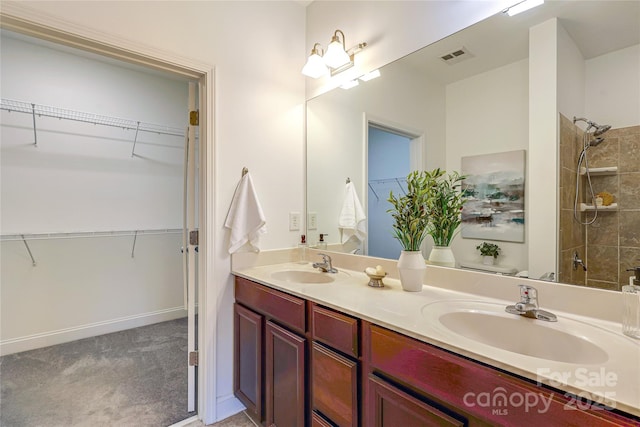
[1,4,217,423]
[363,113,425,256]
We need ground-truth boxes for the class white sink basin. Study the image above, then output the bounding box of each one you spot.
[270,269,340,284]
[422,300,610,364]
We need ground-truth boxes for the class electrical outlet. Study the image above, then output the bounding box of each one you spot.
[308,212,317,230]
[289,212,301,231]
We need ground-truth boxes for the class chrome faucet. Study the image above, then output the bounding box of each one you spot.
[506,285,557,322]
[312,253,337,273]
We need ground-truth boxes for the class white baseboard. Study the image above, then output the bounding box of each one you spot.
[0,307,187,356]
[167,415,200,427]
[215,395,246,424]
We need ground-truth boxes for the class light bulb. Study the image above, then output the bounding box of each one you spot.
[324,35,350,69]
[302,51,328,78]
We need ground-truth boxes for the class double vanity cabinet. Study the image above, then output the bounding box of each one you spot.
[233,275,639,427]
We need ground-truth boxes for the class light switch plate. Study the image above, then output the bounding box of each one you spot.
[308,212,317,230]
[289,212,301,231]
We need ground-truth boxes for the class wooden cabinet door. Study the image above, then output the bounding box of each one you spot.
[234,303,263,421]
[266,320,306,427]
[312,342,358,427]
[368,375,464,427]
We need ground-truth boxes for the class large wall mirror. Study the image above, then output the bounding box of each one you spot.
[306,1,639,291]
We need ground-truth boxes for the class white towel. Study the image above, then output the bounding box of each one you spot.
[224,172,267,253]
[338,181,367,244]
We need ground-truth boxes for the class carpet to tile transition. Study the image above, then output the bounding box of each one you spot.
[0,318,194,427]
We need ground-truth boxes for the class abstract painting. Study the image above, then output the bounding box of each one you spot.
[461,150,525,242]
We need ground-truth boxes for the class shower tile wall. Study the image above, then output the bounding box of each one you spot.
[559,114,640,290]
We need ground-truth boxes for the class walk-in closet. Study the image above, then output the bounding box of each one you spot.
[0,30,198,426]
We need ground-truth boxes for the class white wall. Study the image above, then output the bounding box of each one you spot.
[1,234,184,353]
[0,33,188,356]
[586,44,640,129]
[527,19,560,279]
[557,22,585,123]
[445,59,529,271]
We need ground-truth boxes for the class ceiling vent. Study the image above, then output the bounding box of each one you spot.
[439,47,474,65]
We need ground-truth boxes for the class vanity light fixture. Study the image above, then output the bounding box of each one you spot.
[301,43,329,79]
[302,29,367,79]
[341,69,381,90]
[340,79,359,90]
[359,69,380,82]
[504,0,544,16]
[323,30,351,69]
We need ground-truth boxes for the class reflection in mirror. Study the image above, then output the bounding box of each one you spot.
[306,0,640,291]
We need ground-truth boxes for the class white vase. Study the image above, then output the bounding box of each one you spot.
[482,256,495,266]
[428,245,456,267]
[397,250,426,292]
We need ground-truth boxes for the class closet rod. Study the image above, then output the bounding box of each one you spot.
[1,98,185,138]
[0,228,182,242]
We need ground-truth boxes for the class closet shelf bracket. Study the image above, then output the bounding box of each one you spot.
[395,178,407,195]
[21,234,37,266]
[131,122,141,157]
[131,231,138,258]
[31,103,38,147]
[368,182,380,201]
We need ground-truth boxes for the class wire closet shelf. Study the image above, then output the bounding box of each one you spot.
[0,228,183,242]
[1,229,185,267]
[0,98,186,137]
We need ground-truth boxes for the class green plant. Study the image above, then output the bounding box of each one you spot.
[387,170,433,251]
[476,242,501,258]
[424,169,467,247]
[387,168,467,251]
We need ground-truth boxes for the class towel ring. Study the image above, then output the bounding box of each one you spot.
[242,167,249,177]
[346,177,351,184]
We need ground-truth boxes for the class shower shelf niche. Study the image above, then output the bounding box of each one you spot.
[579,166,617,176]
[580,203,618,212]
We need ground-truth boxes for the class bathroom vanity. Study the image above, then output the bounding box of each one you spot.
[232,252,640,426]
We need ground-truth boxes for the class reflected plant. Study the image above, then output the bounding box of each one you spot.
[387,170,433,251]
[388,168,467,251]
[425,169,467,247]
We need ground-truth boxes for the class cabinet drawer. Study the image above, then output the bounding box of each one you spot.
[235,276,306,333]
[312,303,358,357]
[312,342,358,427]
[367,323,636,426]
[368,374,464,427]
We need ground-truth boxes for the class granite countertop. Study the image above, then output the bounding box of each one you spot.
[233,260,640,417]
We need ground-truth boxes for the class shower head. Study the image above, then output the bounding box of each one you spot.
[573,117,611,136]
[593,124,611,136]
[588,137,605,147]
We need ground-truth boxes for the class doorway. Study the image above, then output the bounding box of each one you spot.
[0,28,205,426]
[366,123,422,259]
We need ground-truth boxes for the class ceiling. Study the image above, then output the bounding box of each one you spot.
[402,0,640,84]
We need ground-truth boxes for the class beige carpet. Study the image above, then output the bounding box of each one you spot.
[1,318,194,427]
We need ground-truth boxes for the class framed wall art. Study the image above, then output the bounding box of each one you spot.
[461,150,526,242]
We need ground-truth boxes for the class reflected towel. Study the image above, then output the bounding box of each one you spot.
[224,172,267,253]
[338,181,367,243]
